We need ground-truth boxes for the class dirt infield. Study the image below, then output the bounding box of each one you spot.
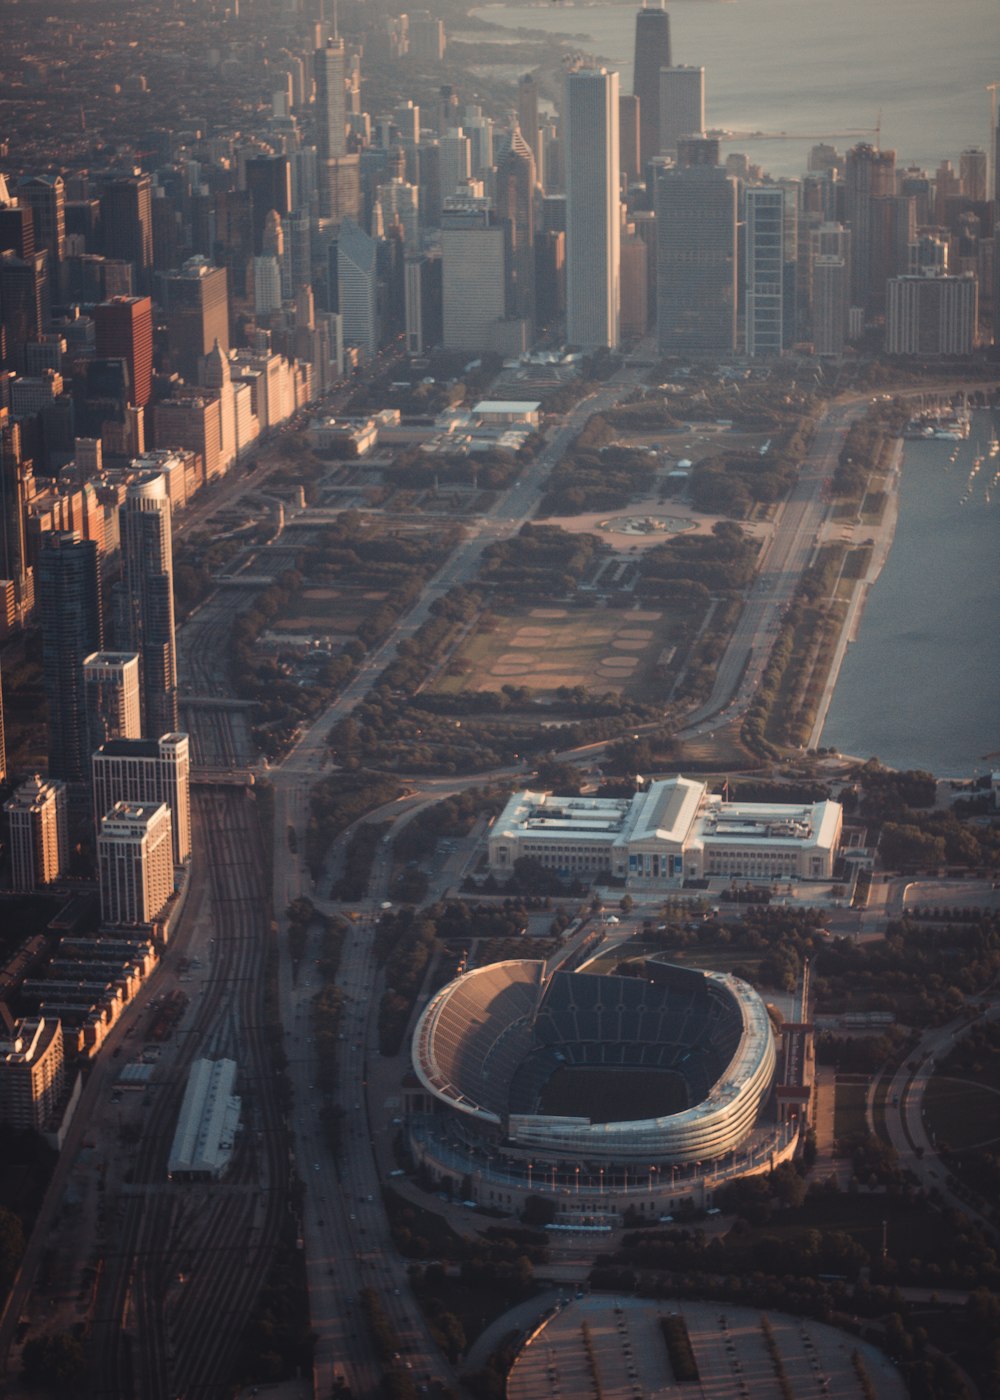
[433,604,690,697]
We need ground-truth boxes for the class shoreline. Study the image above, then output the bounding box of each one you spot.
[807,436,903,751]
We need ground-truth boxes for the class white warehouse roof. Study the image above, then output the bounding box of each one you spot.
[168,1057,241,1180]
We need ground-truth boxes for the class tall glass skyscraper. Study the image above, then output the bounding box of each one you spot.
[37,531,103,782]
[120,474,178,739]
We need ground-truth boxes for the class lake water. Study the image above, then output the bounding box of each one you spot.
[470,0,997,180]
[820,414,1000,777]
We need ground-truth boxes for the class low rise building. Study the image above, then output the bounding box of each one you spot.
[168,1057,241,1181]
[488,777,843,886]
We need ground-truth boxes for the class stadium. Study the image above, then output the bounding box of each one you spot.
[408,957,792,1221]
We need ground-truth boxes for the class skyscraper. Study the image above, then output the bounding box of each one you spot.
[745,186,785,356]
[656,160,737,355]
[632,2,672,170]
[16,176,65,269]
[83,651,142,756]
[119,474,178,739]
[245,155,292,254]
[566,67,620,351]
[517,74,541,173]
[37,532,103,783]
[441,199,510,352]
[157,257,230,383]
[315,39,360,223]
[5,775,68,891]
[495,129,537,333]
[98,174,153,293]
[94,295,153,408]
[98,801,174,928]
[658,66,704,159]
[845,143,896,314]
[92,732,191,867]
[337,220,380,358]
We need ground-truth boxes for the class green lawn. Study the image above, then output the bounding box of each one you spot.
[923,1076,1000,1152]
[833,1080,870,1142]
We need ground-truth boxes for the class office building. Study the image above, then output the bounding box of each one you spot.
[745,185,785,356]
[92,731,191,867]
[658,66,705,160]
[0,201,35,262]
[885,272,978,355]
[656,161,737,354]
[98,174,153,293]
[5,775,68,891]
[632,1,672,169]
[408,11,446,63]
[566,67,620,351]
[495,129,536,332]
[119,474,178,739]
[37,531,103,783]
[153,391,223,483]
[844,143,895,314]
[93,296,153,409]
[619,94,641,187]
[83,651,142,755]
[0,250,50,356]
[960,147,988,203]
[314,40,360,223]
[0,1015,65,1132]
[812,255,849,355]
[518,74,541,172]
[157,257,229,383]
[337,220,380,358]
[441,201,510,352]
[98,800,174,928]
[245,155,292,253]
[16,175,65,269]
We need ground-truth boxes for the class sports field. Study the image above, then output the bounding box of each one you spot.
[537,1067,690,1122]
[433,604,697,698]
[272,586,388,634]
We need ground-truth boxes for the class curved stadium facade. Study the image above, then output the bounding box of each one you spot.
[410,958,785,1218]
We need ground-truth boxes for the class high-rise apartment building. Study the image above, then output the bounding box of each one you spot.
[5,775,68,891]
[37,531,103,783]
[658,66,705,159]
[119,474,178,739]
[745,186,786,356]
[83,651,142,755]
[93,295,153,408]
[92,731,191,867]
[566,67,620,351]
[98,800,174,928]
[632,2,672,169]
[156,257,229,383]
[0,1015,65,1132]
[845,143,896,314]
[656,160,737,355]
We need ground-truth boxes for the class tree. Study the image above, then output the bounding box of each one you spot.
[21,1332,88,1392]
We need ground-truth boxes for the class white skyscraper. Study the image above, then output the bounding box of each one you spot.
[98,801,174,928]
[566,68,620,350]
[83,651,142,755]
[337,220,380,358]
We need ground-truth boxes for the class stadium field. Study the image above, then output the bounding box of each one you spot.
[537,1066,689,1123]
